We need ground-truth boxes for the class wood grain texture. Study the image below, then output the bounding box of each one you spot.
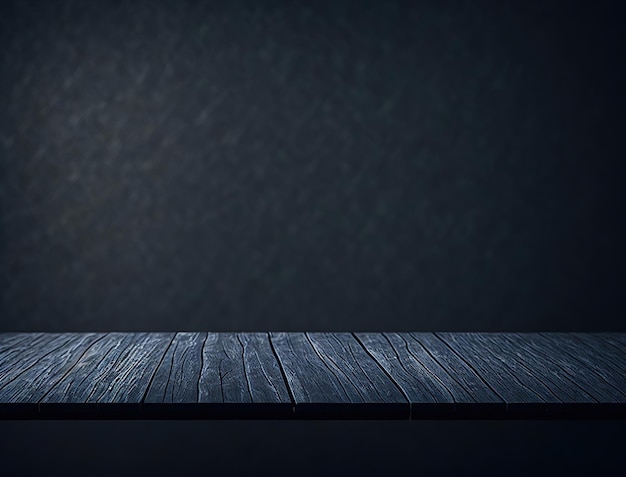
[505,333,625,404]
[0,333,42,355]
[0,332,624,419]
[144,332,206,404]
[165,333,294,418]
[481,333,597,404]
[355,333,471,417]
[238,333,291,404]
[0,333,103,403]
[437,333,564,416]
[409,333,505,411]
[38,333,174,416]
[582,333,626,355]
[599,333,626,347]
[82,333,173,404]
[41,333,141,404]
[0,334,78,393]
[270,332,407,418]
[577,334,626,368]
[539,333,626,401]
[198,333,290,404]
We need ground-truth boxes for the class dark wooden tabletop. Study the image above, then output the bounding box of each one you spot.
[0,333,624,420]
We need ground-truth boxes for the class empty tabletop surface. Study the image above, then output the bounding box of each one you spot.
[0,332,624,420]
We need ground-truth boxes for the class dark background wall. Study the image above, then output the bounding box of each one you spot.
[1,0,624,333]
[1,1,624,476]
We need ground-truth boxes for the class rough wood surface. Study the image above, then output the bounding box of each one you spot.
[0,334,103,404]
[0,332,624,419]
[192,333,290,405]
[269,332,407,418]
[476,333,597,403]
[39,333,174,416]
[410,333,505,405]
[144,332,205,404]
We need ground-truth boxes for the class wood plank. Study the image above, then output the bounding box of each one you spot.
[0,334,78,392]
[0,333,42,355]
[0,334,104,403]
[355,332,462,417]
[41,333,141,405]
[270,332,407,418]
[0,333,49,388]
[144,332,206,404]
[502,334,625,404]
[198,333,251,403]
[0,333,101,417]
[306,333,407,404]
[564,333,626,378]
[539,333,626,401]
[193,333,292,418]
[588,333,626,356]
[40,333,174,416]
[0,333,59,417]
[0,332,624,420]
[598,333,626,345]
[239,333,292,404]
[91,333,173,406]
[436,333,563,416]
[409,333,505,417]
[485,333,597,403]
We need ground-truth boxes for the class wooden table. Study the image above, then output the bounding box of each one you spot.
[0,333,624,419]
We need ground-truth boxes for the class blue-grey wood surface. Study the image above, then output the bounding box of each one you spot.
[0,333,624,419]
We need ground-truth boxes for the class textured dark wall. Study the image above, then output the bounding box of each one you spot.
[1,1,624,333]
